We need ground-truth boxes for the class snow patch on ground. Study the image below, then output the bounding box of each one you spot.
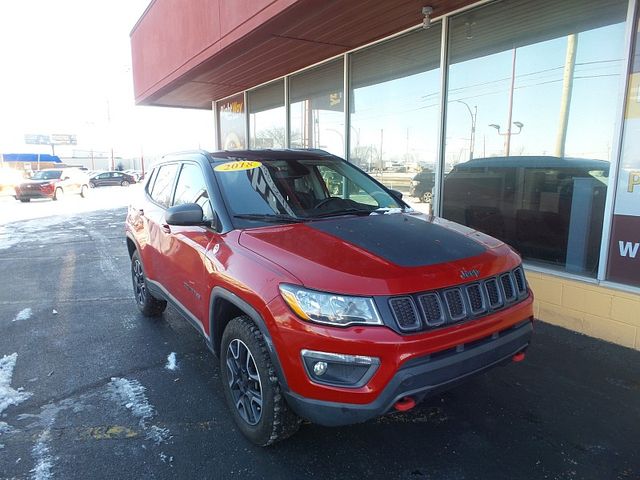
[30,429,55,480]
[0,353,33,415]
[12,308,33,322]
[165,353,177,371]
[106,377,171,445]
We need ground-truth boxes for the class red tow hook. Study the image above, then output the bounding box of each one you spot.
[512,351,526,363]
[394,396,416,412]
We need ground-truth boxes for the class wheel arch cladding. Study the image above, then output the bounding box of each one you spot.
[126,236,137,259]
[209,287,289,391]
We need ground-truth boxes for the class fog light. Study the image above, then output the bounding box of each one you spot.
[313,361,328,376]
[300,349,380,388]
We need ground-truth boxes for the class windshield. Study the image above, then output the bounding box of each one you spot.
[212,156,404,226]
[31,170,62,180]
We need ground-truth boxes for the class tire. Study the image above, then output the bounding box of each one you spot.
[80,185,89,198]
[131,250,167,317]
[19,198,30,203]
[221,316,301,446]
[121,180,130,187]
[53,188,64,201]
[421,191,432,204]
[89,181,96,188]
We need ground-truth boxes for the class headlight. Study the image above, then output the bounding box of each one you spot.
[279,284,382,327]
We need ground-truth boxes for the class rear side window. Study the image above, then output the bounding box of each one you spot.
[150,164,179,208]
[173,163,214,221]
[145,168,158,194]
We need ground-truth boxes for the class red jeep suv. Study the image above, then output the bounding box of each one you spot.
[125,149,533,446]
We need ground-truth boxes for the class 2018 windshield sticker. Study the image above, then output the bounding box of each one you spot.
[214,160,262,172]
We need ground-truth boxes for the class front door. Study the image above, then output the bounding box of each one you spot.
[159,162,217,325]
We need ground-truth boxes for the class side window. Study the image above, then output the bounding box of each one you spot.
[150,164,179,208]
[145,168,158,194]
[173,163,214,221]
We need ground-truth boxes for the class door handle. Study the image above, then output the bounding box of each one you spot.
[162,224,171,234]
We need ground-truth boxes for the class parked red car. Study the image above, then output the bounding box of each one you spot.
[125,149,534,445]
[15,168,89,202]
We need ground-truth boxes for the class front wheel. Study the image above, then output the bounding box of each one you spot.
[53,188,64,201]
[131,251,166,317]
[221,316,301,446]
[89,181,96,188]
[80,185,89,198]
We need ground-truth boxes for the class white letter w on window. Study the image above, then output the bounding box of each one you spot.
[618,241,640,258]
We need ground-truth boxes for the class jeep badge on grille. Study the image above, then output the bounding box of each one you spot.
[460,269,480,279]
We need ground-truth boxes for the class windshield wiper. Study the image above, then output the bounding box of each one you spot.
[233,213,306,223]
[308,208,373,218]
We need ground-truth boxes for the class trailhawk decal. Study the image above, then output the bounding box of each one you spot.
[214,160,262,172]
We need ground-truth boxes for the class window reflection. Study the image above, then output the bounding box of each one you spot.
[248,80,286,149]
[349,27,441,214]
[442,0,627,275]
[289,60,345,157]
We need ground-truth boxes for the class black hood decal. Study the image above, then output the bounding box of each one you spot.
[308,214,486,267]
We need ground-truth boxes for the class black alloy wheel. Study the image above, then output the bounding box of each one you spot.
[226,338,263,426]
[221,316,301,446]
[130,251,167,317]
[132,257,147,307]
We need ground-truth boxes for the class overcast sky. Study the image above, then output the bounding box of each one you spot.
[0,0,215,159]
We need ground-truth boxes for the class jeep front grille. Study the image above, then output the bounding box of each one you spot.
[388,297,421,331]
[418,293,444,326]
[387,267,529,333]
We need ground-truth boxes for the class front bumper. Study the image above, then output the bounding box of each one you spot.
[284,319,532,426]
[16,188,54,199]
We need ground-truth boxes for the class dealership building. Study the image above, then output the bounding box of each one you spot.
[131,0,640,349]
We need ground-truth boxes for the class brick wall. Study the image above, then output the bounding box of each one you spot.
[526,270,640,350]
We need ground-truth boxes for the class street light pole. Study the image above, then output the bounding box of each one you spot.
[455,100,477,160]
[489,121,524,155]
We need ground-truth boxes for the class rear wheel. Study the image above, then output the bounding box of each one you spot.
[421,191,432,204]
[221,316,301,446]
[131,250,166,317]
[121,180,130,187]
[53,188,64,201]
[80,185,89,198]
[19,198,30,203]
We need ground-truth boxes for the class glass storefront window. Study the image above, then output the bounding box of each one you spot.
[289,59,344,157]
[442,0,628,276]
[607,9,640,288]
[248,80,285,149]
[349,27,441,215]
[217,93,246,150]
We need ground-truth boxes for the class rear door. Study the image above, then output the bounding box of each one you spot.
[139,163,180,282]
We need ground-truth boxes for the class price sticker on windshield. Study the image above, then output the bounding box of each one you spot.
[214,160,262,172]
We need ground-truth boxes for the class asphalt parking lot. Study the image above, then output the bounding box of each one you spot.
[0,189,639,479]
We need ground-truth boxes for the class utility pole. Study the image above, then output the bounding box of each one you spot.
[555,34,578,158]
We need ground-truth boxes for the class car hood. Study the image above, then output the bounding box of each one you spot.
[238,212,520,296]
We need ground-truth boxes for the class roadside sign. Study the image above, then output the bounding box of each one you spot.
[24,134,51,145]
[50,134,77,145]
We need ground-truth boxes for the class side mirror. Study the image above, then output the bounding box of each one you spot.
[165,203,204,226]
[389,189,403,200]
[63,176,70,181]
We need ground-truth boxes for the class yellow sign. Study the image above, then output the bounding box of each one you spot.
[214,160,262,172]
